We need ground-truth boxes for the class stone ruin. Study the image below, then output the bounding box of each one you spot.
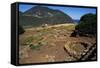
[64,41,96,61]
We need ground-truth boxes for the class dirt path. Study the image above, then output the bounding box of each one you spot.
[25,23,75,31]
[19,24,96,64]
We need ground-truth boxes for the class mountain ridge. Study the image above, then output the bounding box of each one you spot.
[19,6,74,27]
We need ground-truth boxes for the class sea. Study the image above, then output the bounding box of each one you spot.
[73,20,80,24]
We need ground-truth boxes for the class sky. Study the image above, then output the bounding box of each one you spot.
[19,4,96,20]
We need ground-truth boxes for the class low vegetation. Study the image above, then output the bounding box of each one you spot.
[75,13,97,36]
[19,25,25,34]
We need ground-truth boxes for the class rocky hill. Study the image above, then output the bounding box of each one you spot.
[19,6,74,27]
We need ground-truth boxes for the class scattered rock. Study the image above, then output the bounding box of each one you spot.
[45,55,55,62]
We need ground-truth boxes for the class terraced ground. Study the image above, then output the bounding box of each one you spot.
[19,23,96,64]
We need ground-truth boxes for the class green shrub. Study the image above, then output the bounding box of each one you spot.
[75,13,97,35]
[29,41,46,50]
[19,25,25,35]
[29,43,41,50]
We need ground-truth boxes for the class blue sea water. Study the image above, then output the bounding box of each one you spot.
[73,20,80,24]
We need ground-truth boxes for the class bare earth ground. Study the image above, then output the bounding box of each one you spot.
[19,24,96,64]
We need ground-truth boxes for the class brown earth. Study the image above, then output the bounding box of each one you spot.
[19,24,96,64]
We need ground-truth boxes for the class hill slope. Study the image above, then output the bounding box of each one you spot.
[19,6,74,27]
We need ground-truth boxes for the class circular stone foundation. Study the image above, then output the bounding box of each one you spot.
[64,41,91,59]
